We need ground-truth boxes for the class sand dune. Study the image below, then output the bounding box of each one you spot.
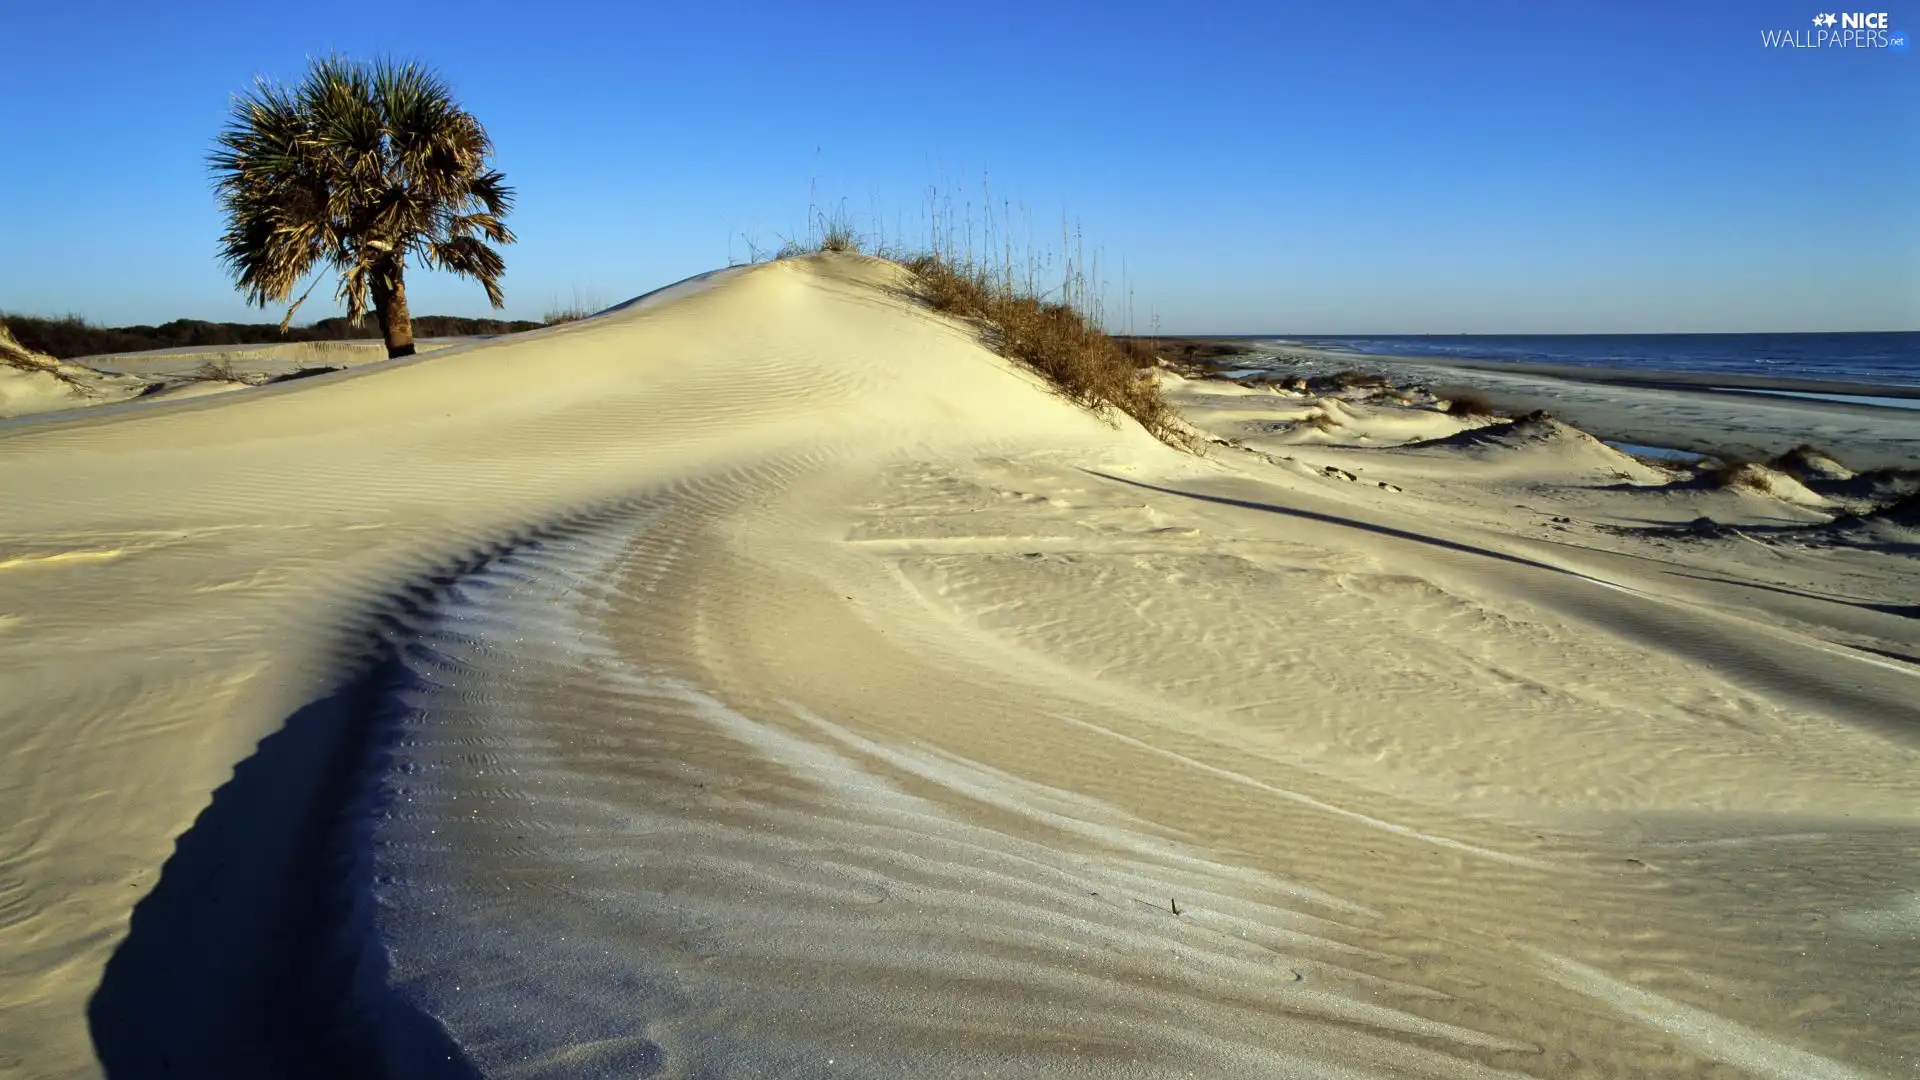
[0,338,472,421]
[2,254,1916,1078]
[0,333,151,419]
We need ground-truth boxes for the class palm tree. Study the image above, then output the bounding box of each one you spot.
[210,57,514,358]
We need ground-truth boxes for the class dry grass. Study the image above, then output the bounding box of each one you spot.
[1111,337,1250,372]
[0,322,91,392]
[1700,456,1778,493]
[1308,370,1392,395]
[543,288,605,326]
[1441,389,1499,418]
[893,251,1197,450]
[755,184,1195,451]
[186,359,257,384]
[1768,443,1853,481]
[778,206,866,260]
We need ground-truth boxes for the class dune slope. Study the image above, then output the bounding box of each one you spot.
[1,255,1915,1079]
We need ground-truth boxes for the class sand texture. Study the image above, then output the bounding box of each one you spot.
[1,255,1915,1079]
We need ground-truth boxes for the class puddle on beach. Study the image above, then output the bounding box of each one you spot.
[1603,441,1706,463]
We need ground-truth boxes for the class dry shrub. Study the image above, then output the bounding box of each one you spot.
[188,359,248,384]
[1307,370,1391,395]
[543,287,606,326]
[1768,443,1853,481]
[1442,390,1498,417]
[0,322,89,391]
[778,206,866,260]
[0,322,53,371]
[819,217,861,253]
[1332,370,1392,390]
[1871,491,1920,525]
[1702,457,1776,493]
[897,253,1196,450]
[1112,337,1248,371]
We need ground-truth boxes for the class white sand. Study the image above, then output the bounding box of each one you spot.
[0,338,467,420]
[0,356,149,419]
[2,254,1916,1078]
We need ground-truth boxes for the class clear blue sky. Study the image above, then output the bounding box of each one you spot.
[1,0,1913,333]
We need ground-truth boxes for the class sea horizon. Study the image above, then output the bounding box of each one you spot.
[1194,331,1920,388]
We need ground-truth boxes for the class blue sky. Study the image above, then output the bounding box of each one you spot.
[1,0,1912,333]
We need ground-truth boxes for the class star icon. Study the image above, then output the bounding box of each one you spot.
[1823,13,1838,26]
[1813,12,1837,26]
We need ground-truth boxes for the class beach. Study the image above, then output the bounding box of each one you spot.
[2,254,1916,1078]
[1196,343,1920,472]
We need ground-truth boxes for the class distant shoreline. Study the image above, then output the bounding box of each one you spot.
[1324,354,1920,402]
[1144,337,1920,402]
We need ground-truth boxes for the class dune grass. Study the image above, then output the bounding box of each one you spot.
[777,204,866,260]
[0,323,92,393]
[1697,454,1781,494]
[892,251,1196,450]
[759,191,1197,451]
[542,288,606,326]
[1441,389,1499,418]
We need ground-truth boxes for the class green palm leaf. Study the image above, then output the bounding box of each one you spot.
[209,56,514,358]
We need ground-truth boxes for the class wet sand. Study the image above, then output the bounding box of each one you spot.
[1201,344,1920,470]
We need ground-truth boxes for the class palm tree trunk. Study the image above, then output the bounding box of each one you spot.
[369,266,417,359]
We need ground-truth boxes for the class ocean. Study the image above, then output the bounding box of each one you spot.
[1251,333,1920,388]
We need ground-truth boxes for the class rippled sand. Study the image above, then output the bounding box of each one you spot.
[2,255,1915,1078]
[375,458,1916,1078]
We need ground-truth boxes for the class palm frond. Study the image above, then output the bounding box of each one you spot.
[208,55,515,321]
[420,236,507,307]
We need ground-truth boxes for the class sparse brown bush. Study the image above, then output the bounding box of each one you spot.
[776,205,866,260]
[1441,390,1498,417]
[1111,337,1250,372]
[1338,370,1391,389]
[1768,443,1852,481]
[894,252,1197,451]
[187,359,250,384]
[0,322,102,398]
[542,287,605,326]
[1308,370,1392,394]
[0,323,53,372]
[819,217,861,253]
[1701,456,1777,493]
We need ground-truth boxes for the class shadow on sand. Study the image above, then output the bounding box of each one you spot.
[86,636,481,1079]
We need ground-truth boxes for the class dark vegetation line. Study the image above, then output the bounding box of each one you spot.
[1,312,546,360]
